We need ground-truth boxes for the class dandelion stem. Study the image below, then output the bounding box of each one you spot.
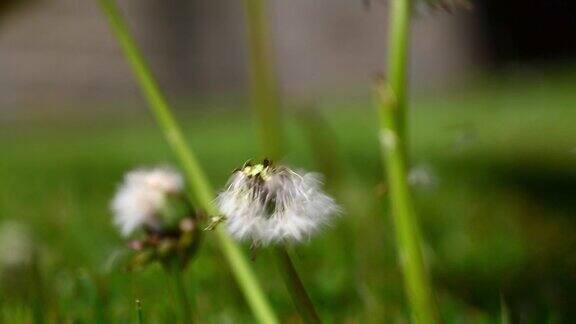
[31,253,45,324]
[167,264,193,324]
[136,299,144,324]
[274,247,321,324]
[96,0,278,323]
[242,0,322,322]
[375,1,439,322]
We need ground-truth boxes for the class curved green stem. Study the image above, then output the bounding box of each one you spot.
[96,1,278,323]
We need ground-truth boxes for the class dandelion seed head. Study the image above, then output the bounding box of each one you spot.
[217,161,340,245]
[111,166,184,237]
[0,221,33,268]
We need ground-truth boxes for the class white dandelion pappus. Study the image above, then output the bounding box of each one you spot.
[0,221,33,268]
[111,166,184,237]
[217,161,340,245]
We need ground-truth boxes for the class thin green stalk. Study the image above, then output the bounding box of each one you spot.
[30,253,45,324]
[135,299,144,324]
[377,1,438,322]
[242,1,321,322]
[387,0,411,148]
[167,265,193,323]
[96,1,278,323]
[376,81,437,323]
[243,0,282,160]
[274,247,321,324]
[499,296,510,324]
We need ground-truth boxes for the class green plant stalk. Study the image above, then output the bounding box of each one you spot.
[499,296,510,324]
[242,0,321,322]
[31,253,45,324]
[136,299,144,324]
[243,0,282,160]
[274,247,321,324]
[387,0,411,147]
[376,81,437,323]
[167,264,193,323]
[377,1,439,322]
[96,1,278,323]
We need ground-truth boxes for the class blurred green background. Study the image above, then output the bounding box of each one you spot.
[2,71,576,322]
[2,0,576,323]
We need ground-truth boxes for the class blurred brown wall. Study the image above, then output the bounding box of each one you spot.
[0,0,478,108]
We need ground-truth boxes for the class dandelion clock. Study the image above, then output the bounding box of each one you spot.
[216,159,341,246]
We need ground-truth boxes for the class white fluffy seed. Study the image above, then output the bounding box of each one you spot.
[111,166,183,237]
[216,164,340,245]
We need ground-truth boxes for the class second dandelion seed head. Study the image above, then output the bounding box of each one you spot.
[111,166,186,237]
[110,166,200,270]
[217,159,341,246]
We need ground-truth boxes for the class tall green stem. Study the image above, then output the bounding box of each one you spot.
[96,1,278,323]
[243,0,282,160]
[377,1,439,322]
[387,0,411,147]
[242,1,321,322]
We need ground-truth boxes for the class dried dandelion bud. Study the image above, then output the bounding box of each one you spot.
[111,166,187,236]
[110,166,200,270]
[217,160,341,246]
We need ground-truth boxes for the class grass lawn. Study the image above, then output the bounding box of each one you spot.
[1,72,575,322]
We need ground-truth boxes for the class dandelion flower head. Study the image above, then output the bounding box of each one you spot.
[217,160,340,245]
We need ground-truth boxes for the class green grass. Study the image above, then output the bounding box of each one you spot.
[1,74,576,322]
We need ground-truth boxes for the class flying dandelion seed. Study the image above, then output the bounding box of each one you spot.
[408,164,438,190]
[111,166,185,237]
[216,159,341,246]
